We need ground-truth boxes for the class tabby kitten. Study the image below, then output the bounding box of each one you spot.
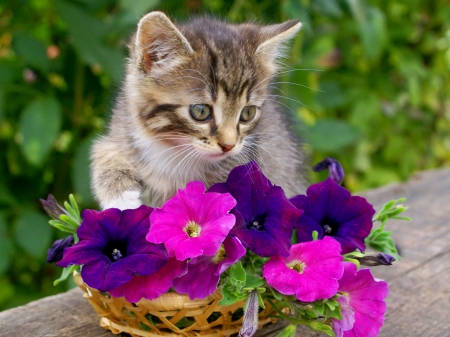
[91,11,306,210]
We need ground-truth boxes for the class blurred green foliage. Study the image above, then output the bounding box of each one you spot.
[0,0,449,311]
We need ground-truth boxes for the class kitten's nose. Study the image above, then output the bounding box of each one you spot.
[219,143,235,152]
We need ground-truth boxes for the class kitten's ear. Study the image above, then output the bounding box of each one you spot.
[134,11,194,74]
[256,20,302,72]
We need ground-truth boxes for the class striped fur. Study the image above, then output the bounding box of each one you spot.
[91,12,306,209]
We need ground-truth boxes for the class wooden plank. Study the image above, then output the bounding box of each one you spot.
[0,168,449,337]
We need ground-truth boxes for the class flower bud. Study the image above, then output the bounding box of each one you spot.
[313,158,345,185]
[47,235,74,263]
[357,253,396,266]
[238,291,259,337]
[40,194,67,220]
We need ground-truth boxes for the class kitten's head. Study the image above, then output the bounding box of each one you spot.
[126,12,301,163]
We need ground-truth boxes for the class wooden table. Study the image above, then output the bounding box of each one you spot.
[1,168,449,337]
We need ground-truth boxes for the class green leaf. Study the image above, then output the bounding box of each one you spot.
[14,210,52,258]
[219,286,242,306]
[304,119,360,151]
[54,265,78,286]
[0,214,13,273]
[275,323,297,337]
[19,97,62,166]
[230,261,246,284]
[119,0,160,15]
[69,194,81,223]
[11,32,50,73]
[72,136,96,204]
[0,60,21,85]
[55,0,124,82]
[49,219,77,234]
[245,274,264,289]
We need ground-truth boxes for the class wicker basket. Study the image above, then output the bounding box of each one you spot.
[74,272,278,336]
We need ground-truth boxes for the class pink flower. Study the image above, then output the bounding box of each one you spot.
[146,181,237,261]
[262,236,344,302]
[335,262,389,337]
[173,236,246,299]
[109,258,186,303]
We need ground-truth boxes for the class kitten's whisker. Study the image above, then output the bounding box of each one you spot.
[158,146,193,175]
[209,64,217,96]
[267,82,324,92]
[267,94,317,114]
[249,68,323,95]
[264,98,302,121]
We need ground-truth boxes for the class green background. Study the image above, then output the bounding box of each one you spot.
[0,0,449,311]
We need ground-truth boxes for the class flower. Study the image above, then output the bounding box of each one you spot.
[334,262,389,337]
[332,295,355,337]
[290,178,375,254]
[109,258,187,302]
[46,235,74,263]
[57,205,168,292]
[209,161,302,257]
[146,181,236,261]
[262,236,344,302]
[312,157,345,185]
[173,236,246,299]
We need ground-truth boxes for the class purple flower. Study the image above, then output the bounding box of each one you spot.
[209,161,302,257]
[262,236,344,302]
[313,158,345,185]
[173,236,246,300]
[57,205,168,292]
[335,262,389,337]
[146,181,236,261]
[290,178,375,254]
[47,235,74,263]
[109,258,187,302]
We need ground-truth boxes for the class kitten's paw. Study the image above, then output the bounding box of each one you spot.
[102,190,142,210]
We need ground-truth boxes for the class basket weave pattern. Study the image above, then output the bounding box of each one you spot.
[74,272,277,337]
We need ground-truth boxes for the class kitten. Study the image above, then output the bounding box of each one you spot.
[91,11,306,210]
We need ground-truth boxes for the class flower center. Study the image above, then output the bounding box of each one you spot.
[287,260,306,274]
[184,221,201,237]
[248,214,266,231]
[321,217,339,236]
[112,249,123,261]
[212,244,227,263]
[102,240,127,262]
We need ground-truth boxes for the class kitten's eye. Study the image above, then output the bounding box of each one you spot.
[240,106,256,122]
[190,104,212,121]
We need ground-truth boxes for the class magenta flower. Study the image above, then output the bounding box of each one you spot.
[109,258,187,302]
[335,262,389,337]
[57,206,168,292]
[146,181,237,261]
[173,236,246,300]
[290,178,375,253]
[209,161,302,257]
[262,236,344,302]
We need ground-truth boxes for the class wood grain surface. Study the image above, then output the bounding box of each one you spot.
[1,168,449,337]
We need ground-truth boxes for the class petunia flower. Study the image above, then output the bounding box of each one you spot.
[290,178,375,254]
[109,258,187,303]
[262,236,344,302]
[146,181,237,261]
[173,236,246,300]
[57,205,168,292]
[335,262,389,337]
[209,161,302,257]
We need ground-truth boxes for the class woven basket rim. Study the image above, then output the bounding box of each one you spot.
[73,271,223,310]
